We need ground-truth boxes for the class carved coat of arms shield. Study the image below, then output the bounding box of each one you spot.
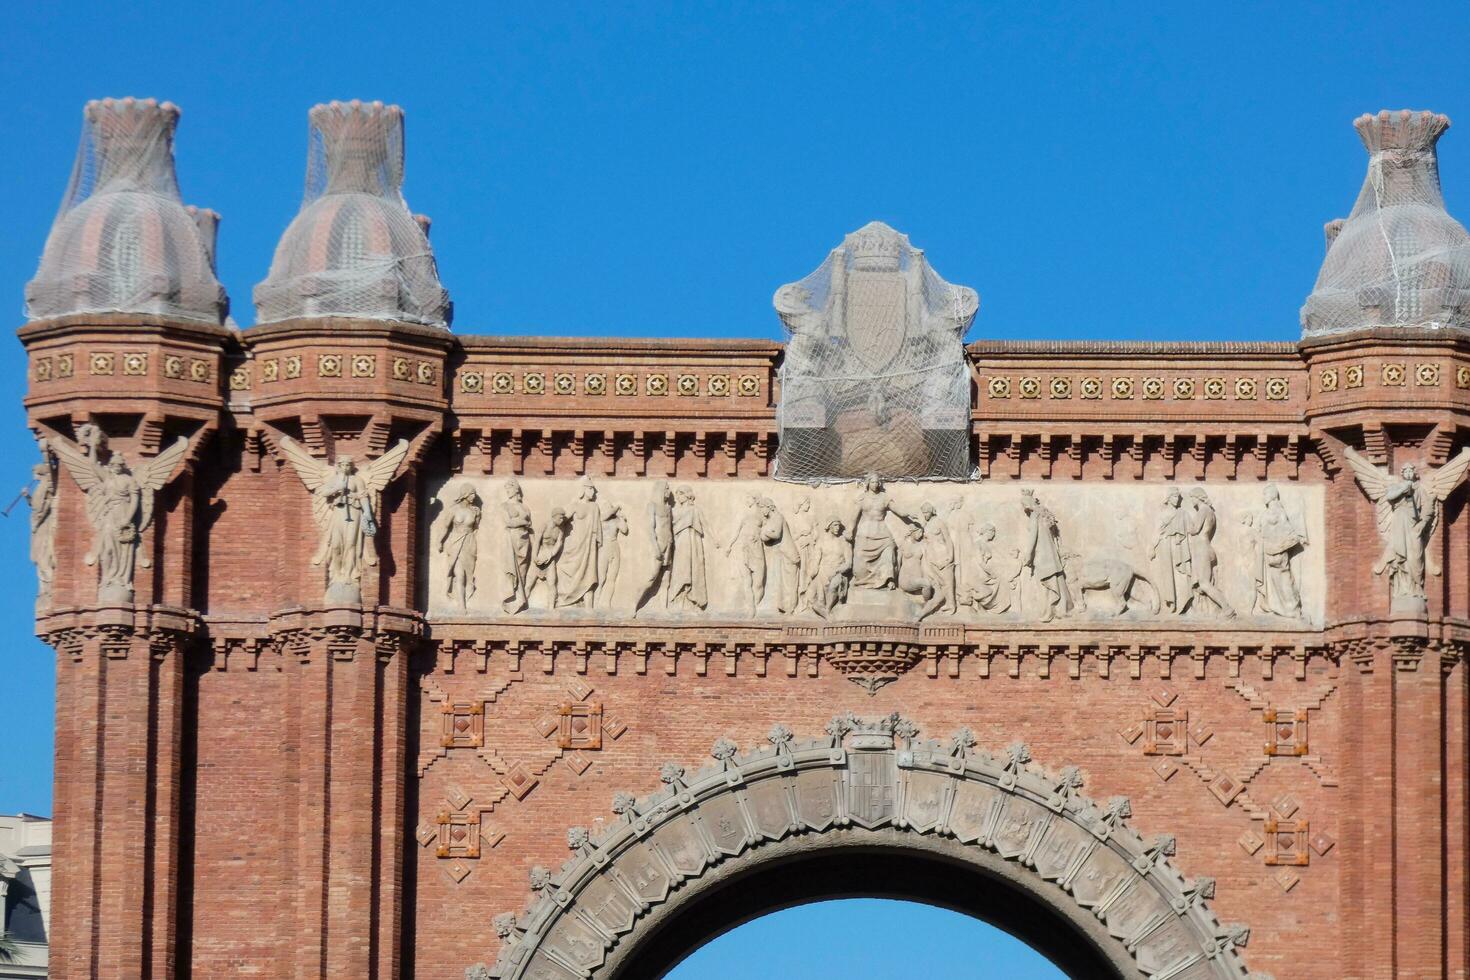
[845,749,897,828]
[844,271,907,373]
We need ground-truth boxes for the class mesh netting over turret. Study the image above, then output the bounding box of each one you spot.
[25,98,228,324]
[254,100,451,327]
[1302,110,1470,337]
[774,221,977,482]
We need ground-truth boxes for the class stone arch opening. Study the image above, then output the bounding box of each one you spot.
[613,833,1127,978]
[479,716,1255,980]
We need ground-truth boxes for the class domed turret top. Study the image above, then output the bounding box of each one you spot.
[1302,109,1470,338]
[25,97,228,324]
[254,100,451,328]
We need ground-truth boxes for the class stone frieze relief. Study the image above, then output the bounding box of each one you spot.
[426,476,1325,628]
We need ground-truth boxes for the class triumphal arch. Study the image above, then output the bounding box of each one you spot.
[18,98,1470,978]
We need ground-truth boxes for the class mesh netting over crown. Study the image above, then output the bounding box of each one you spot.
[774,221,978,482]
[254,100,451,327]
[25,98,227,324]
[1301,110,1470,337]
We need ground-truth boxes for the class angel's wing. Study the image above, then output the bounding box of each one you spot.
[277,436,333,493]
[1342,447,1392,501]
[1342,447,1395,535]
[134,437,189,492]
[1426,447,1470,502]
[50,436,106,494]
[361,439,410,496]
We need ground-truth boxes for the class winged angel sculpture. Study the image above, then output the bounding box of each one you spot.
[1343,446,1470,613]
[52,435,190,603]
[278,437,410,603]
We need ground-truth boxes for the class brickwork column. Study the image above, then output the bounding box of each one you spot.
[275,611,418,979]
[40,613,194,980]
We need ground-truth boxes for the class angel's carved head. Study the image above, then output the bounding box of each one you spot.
[335,457,357,476]
[107,455,129,475]
[1402,463,1418,481]
[504,478,522,500]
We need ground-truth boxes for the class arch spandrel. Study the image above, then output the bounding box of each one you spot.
[475,717,1258,980]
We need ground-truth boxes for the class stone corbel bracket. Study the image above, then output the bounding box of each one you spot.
[37,602,202,661]
[482,718,1254,980]
[267,604,426,662]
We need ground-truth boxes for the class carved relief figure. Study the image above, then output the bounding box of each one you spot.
[809,518,853,618]
[1246,484,1307,619]
[962,522,1011,614]
[897,527,934,603]
[760,497,803,614]
[789,497,817,610]
[1019,490,1072,621]
[633,480,674,614]
[556,477,604,608]
[1343,446,1470,613]
[849,473,919,590]
[945,498,975,601]
[669,487,708,610]
[53,435,189,604]
[1186,488,1235,617]
[1150,489,1194,615]
[279,437,410,604]
[722,495,767,615]
[531,509,569,606]
[436,484,481,611]
[498,479,534,613]
[919,503,957,615]
[598,504,628,609]
[25,441,57,602]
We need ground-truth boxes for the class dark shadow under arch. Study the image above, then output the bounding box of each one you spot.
[619,832,1122,980]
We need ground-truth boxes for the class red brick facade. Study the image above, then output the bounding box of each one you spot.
[19,310,1470,979]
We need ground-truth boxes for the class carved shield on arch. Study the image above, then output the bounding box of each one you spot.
[844,271,907,372]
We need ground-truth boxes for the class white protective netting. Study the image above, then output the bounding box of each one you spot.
[774,221,977,482]
[254,100,451,327]
[26,98,227,323]
[1302,110,1470,337]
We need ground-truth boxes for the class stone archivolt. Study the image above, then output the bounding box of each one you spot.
[478,717,1255,980]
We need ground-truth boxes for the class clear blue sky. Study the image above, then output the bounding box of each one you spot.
[667,899,1063,979]
[1,0,1467,969]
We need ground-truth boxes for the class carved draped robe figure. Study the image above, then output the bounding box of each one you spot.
[279,437,409,604]
[1021,490,1071,622]
[437,484,481,611]
[532,509,569,606]
[966,522,1011,614]
[849,473,917,590]
[669,488,708,610]
[52,435,189,603]
[760,497,803,614]
[789,497,817,609]
[559,478,603,608]
[498,479,534,613]
[1344,446,1470,613]
[1248,484,1306,620]
[1150,489,1194,615]
[1186,488,1235,616]
[26,449,57,601]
